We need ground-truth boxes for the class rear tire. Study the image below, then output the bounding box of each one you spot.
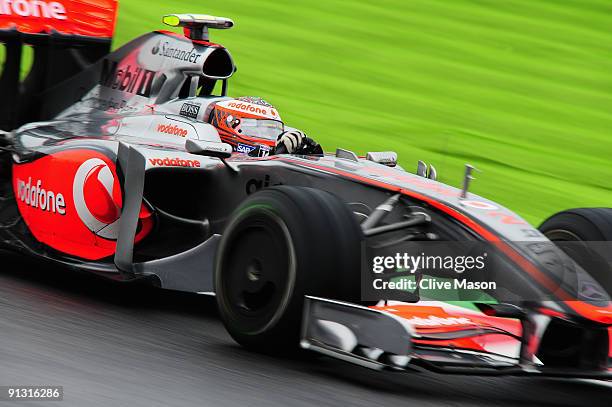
[214,186,362,352]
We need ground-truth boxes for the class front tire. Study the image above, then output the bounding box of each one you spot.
[214,186,362,352]
[539,208,612,293]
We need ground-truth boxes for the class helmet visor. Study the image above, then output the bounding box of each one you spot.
[239,118,284,141]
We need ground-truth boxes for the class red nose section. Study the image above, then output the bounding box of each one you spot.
[83,165,120,224]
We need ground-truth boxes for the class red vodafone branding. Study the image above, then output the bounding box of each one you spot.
[149,157,201,168]
[13,149,153,261]
[0,0,118,37]
[0,0,66,20]
[217,100,281,120]
[157,123,189,137]
[227,102,269,116]
[16,176,66,214]
[73,157,122,240]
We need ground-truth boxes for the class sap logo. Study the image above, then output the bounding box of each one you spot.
[16,177,66,215]
[236,143,255,154]
[157,123,188,137]
[0,0,66,20]
[99,60,156,97]
[245,175,282,195]
[180,102,201,119]
[149,157,201,168]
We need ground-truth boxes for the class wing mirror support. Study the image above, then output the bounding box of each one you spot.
[185,139,238,173]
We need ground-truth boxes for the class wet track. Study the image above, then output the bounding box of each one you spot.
[0,251,610,407]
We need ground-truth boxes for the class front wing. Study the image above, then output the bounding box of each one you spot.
[301,296,612,378]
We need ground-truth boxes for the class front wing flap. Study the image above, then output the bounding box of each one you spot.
[300,296,415,370]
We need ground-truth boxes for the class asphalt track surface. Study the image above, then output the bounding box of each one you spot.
[0,251,610,407]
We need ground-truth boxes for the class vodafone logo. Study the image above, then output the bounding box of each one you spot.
[73,158,121,240]
[217,100,281,121]
[157,123,188,137]
[0,0,67,20]
[149,157,201,168]
[226,102,268,116]
[16,177,66,215]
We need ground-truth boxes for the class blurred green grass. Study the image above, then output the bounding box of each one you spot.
[6,0,612,225]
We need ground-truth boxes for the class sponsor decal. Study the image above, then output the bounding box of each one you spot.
[99,59,156,98]
[405,315,473,327]
[73,158,121,240]
[0,0,117,37]
[579,281,608,302]
[226,101,269,116]
[180,102,201,119]
[487,211,528,225]
[149,157,201,168]
[246,175,282,195]
[13,150,153,261]
[157,123,188,137]
[16,177,66,215]
[461,200,498,210]
[364,165,460,197]
[0,0,66,20]
[236,143,255,154]
[203,143,232,154]
[236,96,273,107]
[151,40,203,64]
[84,95,128,112]
[217,99,281,120]
[258,144,271,157]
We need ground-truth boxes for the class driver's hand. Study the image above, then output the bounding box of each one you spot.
[275,130,324,155]
[276,130,305,153]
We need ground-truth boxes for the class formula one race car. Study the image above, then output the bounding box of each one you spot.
[0,5,610,379]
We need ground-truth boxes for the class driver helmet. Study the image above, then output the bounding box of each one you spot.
[209,96,284,155]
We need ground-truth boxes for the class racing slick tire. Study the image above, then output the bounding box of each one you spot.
[539,208,612,293]
[214,186,362,352]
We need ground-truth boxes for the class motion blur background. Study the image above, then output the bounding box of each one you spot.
[6,0,612,224]
[115,0,611,224]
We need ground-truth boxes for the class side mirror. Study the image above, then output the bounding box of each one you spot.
[186,139,233,159]
[191,122,224,142]
[367,151,398,167]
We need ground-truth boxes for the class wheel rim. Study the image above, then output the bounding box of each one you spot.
[544,229,583,242]
[217,208,296,335]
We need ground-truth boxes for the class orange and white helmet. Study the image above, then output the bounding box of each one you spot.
[208,96,284,154]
